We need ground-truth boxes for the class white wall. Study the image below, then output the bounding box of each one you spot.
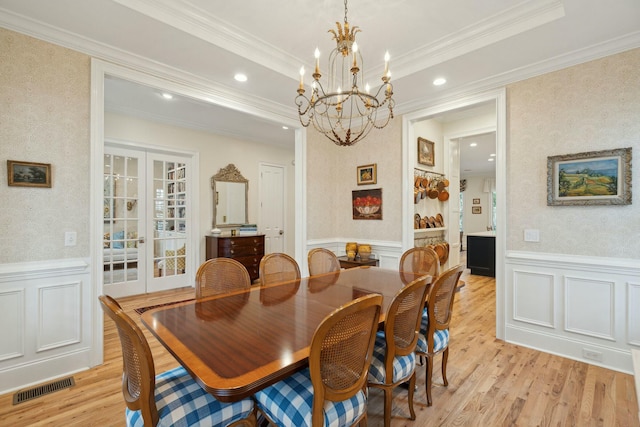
[504,48,640,372]
[105,112,296,259]
[462,175,493,235]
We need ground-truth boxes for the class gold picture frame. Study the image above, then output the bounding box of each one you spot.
[417,137,435,166]
[7,160,51,188]
[357,164,377,185]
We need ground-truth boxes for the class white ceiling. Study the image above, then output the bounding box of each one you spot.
[1,0,639,162]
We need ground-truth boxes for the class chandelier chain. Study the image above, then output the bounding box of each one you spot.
[344,0,348,24]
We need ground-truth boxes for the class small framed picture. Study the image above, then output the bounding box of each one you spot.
[417,137,435,166]
[7,160,51,188]
[472,198,480,204]
[357,164,377,185]
[472,206,482,214]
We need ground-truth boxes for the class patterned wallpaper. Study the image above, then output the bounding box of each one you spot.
[507,48,640,258]
[0,29,90,263]
[306,117,402,241]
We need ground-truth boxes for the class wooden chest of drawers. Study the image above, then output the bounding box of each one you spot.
[205,235,265,282]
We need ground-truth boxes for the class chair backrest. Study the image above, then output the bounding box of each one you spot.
[425,264,464,347]
[99,295,159,426]
[259,253,301,286]
[307,248,340,276]
[399,247,440,284]
[195,258,252,300]
[380,276,430,381]
[308,294,382,426]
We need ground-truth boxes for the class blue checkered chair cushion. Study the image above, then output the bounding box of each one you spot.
[367,331,416,384]
[416,307,450,353]
[254,367,367,427]
[125,366,254,427]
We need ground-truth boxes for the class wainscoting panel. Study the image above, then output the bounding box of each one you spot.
[0,289,25,362]
[512,270,554,328]
[564,276,615,340]
[629,281,640,346]
[506,251,640,373]
[0,259,92,395]
[38,282,82,352]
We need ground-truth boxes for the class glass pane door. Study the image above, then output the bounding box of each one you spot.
[148,155,190,293]
[103,148,146,297]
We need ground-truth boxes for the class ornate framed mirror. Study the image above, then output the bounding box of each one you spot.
[212,164,248,228]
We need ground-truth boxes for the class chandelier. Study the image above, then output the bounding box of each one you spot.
[295,0,395,146]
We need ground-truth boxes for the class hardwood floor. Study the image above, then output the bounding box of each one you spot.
[1,265,638,426]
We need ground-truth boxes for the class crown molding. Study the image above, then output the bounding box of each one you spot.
[395,30,640,116]
[112,0,301,79]
[367,0,565,82]
[0,6,298,124]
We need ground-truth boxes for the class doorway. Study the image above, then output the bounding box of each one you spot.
[103,144,193,298]
[402,88,506,339]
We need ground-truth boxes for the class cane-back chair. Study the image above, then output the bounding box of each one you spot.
[307,248,341,276]
[195,257,252,300]
[254,294,383,427]
[98,295,255,427]
[259,252,301,286]
[415,264,464,406]
[367,277,431,427]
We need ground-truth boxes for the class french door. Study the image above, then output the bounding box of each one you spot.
[103,145,192,297]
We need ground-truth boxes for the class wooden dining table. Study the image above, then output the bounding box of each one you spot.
[141,266,430,402]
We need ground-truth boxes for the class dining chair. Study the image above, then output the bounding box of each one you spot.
[259,252,301,286]
[367,276,431,427]
[98,295,256,427]
[254,293,383,427]
[307,248,341,276]
[415,264,465,406]
[399,246,441,285]
[195,258,252,300]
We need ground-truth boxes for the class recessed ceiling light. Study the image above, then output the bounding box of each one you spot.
[469,142,477,147]
[433,77,447,86]
[234,73,248,82]
[490,153,496,157]
[282,126,289,130]
[488,158,494,162]
[161,93,173,100]
[464,169,472,172]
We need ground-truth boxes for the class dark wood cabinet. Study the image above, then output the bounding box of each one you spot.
[337,256,379,269]
[205,235,265,282]
[466,234,495,277]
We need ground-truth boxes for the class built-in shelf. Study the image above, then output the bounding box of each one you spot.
[414,227,447,234]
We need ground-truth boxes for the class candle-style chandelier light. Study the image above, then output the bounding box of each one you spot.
[295,0,395,146]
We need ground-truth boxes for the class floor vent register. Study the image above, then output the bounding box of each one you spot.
[13,376,75,405]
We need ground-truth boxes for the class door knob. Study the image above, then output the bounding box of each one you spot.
[279,230,284,235]
[138,237,145,244]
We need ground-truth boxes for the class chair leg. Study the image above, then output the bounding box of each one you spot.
[426,354,434,406]
[407,373,416,420]
[442,346,449,386]
[383,388,393,427]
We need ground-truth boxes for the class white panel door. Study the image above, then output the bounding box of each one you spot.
[260,163,285,254]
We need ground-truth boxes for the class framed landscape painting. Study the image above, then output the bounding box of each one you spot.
[7,160,51,188]
[547,147,631,206]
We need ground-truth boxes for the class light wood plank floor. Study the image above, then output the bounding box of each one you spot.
[1,265,638,426]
